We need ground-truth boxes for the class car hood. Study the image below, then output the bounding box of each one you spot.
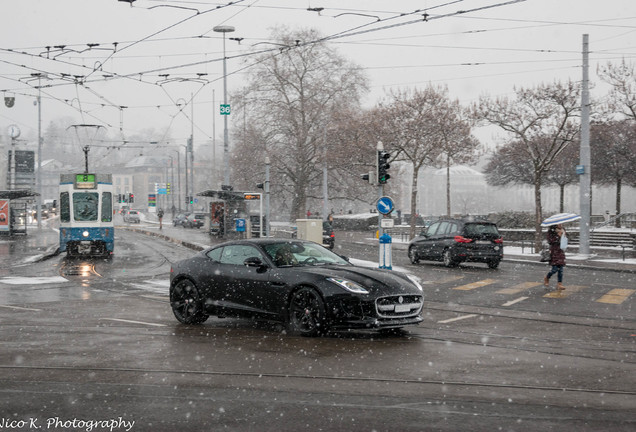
[303,265,421,296]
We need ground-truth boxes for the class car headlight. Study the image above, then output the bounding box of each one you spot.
[406,274,423,291]
[327,277,369,294]
[82,231,90,238]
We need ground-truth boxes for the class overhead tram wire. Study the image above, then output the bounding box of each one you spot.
[84,0,249,81]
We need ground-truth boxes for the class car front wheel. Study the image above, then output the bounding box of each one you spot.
[170,279,209,324]
[288,287,326,337]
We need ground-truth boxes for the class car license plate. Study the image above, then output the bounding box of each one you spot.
[395,304,411,313]
[476,240,491,244]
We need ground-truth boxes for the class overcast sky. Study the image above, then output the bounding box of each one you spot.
[1,0,635,148]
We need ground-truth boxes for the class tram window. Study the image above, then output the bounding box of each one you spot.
[60,192,70,223]
[102,192,112,222]
[73,193,99,221]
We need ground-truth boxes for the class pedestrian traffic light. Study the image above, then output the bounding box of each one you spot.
[377,151,391,184]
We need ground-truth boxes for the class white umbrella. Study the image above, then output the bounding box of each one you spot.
[541,212,581,227]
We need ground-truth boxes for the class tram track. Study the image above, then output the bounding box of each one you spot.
[0,363,634,397]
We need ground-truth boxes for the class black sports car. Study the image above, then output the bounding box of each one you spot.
[169,239,424,336]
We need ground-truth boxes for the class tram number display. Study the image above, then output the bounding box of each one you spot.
[75,173,96,189]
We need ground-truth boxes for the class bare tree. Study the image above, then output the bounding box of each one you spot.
[474,81,581,249]
[598,60,636,121]
[432,101,481,216]
[374,85,451,239]
[545,142,579,213]
[232,27,368,220]
[591,119,636,226]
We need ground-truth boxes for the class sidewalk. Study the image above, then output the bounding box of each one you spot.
[122,220,636,274]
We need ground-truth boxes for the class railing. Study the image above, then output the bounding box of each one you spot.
[592,212,636,232]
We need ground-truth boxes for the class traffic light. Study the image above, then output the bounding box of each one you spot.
[166,183,171,194]
[377,151,391,184]
[361,170,377,186]
[129,193,134,203]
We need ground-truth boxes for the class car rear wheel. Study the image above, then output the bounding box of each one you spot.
[487,259,501,269]
[288,287,326,337]
[443,249,457,267]
[408,246,420,264]
[170,279,209,324]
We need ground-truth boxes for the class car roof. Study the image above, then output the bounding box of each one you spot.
[208,238,314,249]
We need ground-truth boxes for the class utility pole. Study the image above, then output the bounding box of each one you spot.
[322,127,329,221]
[190,93,195,211]
[36,75,42,229]
[265,156,270,237]
[579,34,591,256]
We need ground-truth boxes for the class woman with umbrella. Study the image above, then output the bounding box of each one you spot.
[541,213,579,291]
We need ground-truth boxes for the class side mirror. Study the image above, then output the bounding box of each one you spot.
[244,257,267,270]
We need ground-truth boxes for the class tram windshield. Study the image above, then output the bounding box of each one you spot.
[73,192,99,221]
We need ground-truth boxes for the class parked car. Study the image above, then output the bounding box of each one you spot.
[173,213,190,227]
[184,212,206,229]
[323,221,335,249]
[169,239,424,336]
[123,210,140,223]
[408,219,503,269]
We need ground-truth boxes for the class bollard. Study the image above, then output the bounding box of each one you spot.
[379,233,392,270]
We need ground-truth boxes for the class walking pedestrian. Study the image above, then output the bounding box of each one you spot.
[544,224,566,291]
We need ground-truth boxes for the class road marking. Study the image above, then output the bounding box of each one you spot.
[502,296,529,307]
[543,285,585,298]
[101,318,166,327]
[0,304,42,311]
[438,314,478,324]
[0,276,68,285]
[421,275,464,285]
[596,289,635,305]
[453,279,497,291]
[497,282,541,295]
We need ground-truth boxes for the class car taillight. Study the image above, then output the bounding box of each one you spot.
[494,237,503,244]
[454,235,473,243]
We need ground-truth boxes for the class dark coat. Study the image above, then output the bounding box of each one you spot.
[547,229,566,266]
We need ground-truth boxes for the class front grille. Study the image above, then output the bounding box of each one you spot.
[376,295,423,318]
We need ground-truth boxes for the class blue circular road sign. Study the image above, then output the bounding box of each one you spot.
[376,196,394,215]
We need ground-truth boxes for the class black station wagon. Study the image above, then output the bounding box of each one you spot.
[408,219,503,269]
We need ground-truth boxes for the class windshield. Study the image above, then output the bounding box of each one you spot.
[263,241,349,267]
[464,223,499,237]
[73,192,99,222]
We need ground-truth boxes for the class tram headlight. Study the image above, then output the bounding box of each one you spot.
[82,231,90,238]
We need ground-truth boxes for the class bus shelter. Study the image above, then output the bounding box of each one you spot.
[197,190,252,239]
[0,190,38,236]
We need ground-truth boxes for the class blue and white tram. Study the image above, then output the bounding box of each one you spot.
[59,173,114,257]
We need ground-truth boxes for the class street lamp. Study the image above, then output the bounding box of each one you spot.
[213,25,235,188]
[30,73,47,229]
